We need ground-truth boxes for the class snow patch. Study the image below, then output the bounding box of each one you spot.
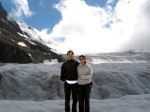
[44,59,58,64]
[17,32,28,38]
[28,53,32,57]
[18,42,27,47]
[6,15,13,21]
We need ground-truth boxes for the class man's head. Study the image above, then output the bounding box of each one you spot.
[67,50,74,60]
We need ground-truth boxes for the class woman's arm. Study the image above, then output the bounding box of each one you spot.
[81,65,93,80]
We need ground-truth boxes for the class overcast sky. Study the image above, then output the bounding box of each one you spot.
[1,0,150,54]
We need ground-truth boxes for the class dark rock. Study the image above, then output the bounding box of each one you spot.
[0,2,23,35]
[0,42,33,63]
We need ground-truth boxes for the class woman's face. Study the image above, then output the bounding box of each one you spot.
[79,57,85,65]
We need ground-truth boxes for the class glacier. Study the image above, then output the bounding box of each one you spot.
[0,52,150,111]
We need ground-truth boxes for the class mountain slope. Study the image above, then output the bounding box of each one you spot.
[0,2,64,63]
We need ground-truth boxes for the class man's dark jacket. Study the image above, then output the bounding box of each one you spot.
[60,59,79,81]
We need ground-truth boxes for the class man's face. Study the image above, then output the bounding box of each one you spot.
[67,52,74,60]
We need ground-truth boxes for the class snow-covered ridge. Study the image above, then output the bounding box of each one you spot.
[18,23,61,54]
[18,23,45,43]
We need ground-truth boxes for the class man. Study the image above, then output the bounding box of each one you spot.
[60,50,79,112]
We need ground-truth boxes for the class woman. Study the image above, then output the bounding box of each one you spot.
[77,55,93,112]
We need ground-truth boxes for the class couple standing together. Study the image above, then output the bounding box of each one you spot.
[60,50,93,112]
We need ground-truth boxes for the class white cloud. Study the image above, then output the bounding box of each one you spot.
[44,0,150,54]
[107,0,115,4]
[10,0,33,19]
[40,28,53,42]
[119,0,150,51]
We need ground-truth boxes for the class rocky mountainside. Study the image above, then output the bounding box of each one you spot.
[0,2,64,63]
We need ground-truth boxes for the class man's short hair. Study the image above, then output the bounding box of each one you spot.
[67,50,74,55]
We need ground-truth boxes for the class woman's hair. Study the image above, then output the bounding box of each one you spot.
[79,55,86,60]
[79,55,86,64]
[67,50,74,55]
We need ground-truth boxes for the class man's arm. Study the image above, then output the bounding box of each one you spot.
[60,63,65,81]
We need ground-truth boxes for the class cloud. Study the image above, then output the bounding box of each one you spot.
[107,0,115,4]
[45,0,150,54]
[108,0,150,52]
[10,0,33,20]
